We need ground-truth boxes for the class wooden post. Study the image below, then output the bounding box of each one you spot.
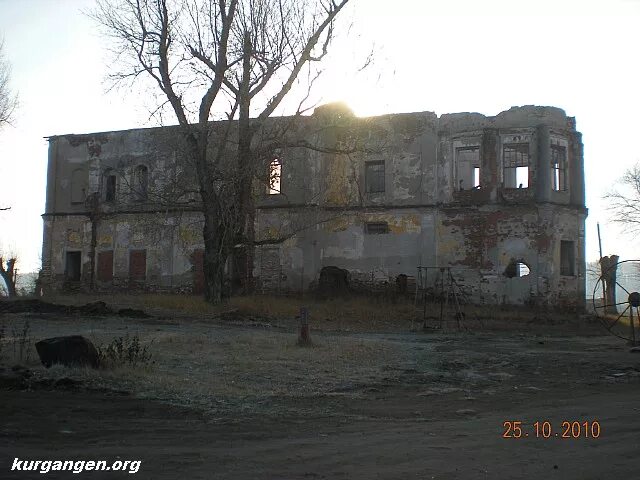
[298,306,311,346]
[597,222,603,260]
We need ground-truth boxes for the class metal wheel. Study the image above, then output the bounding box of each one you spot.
[592,259,640,344]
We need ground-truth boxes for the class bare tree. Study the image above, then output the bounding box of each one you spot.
[0,255,17,298]
[92,0,350,303]
[605,162,640,233]
[0,39,17,129]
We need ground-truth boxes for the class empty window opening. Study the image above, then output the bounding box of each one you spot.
[268,159,281,194]
[504,260,530,278]
[515,166,529,188]
[129,249,147,282]
[65,251,82,282]
[455,146,481,190]
[365,222,389,234]
[560,240,575,276]
[503,143,530,188]
[365,161,385,193]
[97,250,114,282]
[134,165,149,200]
[551,144,567,191]
[70,168,87,204]
[104,170,117,202]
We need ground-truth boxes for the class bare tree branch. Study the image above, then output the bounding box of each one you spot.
[604,162,640,233]
[0,39,18,129]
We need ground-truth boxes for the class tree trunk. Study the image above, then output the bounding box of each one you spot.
[202,208,226,304]
[235,31,256,292]
[89,214,98,291]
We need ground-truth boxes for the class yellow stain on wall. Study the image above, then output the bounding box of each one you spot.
[98,235,113,248]
[178,226,199,244]
[365,214,421,234]
[263,226,280,240]
[324,155,353,206]
[66,230,81,245]
[324,216,352,232]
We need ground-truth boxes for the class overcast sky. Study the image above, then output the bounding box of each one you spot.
[0,0,639,274]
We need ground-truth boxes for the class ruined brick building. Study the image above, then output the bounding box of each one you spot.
[41,104,586,307]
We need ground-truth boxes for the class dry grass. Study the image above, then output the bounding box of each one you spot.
[42,292,593,335]
[231,295,416,330]
[24,316,406,416]
[44,293,418,331]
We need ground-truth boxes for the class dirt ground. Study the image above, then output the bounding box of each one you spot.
[1,300,639,479]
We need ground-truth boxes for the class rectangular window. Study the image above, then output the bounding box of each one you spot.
[455,146,481,190]
[365,161,385,193]
[97,250,114,282]
[551,145,567,191]
[129,249,147,282]
[64,251,82,281]
[503,143,530,188]
[560,240,575,276]
[365,222,389,234]
[105,175,117,202]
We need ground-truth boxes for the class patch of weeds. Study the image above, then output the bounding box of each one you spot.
[97,333,153,368]
[8,320,32,364]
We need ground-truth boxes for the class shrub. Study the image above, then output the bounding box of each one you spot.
[97,333,153,368]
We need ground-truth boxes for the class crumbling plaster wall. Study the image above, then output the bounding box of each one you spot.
[42,104,586,306]
[255,105,586,306]
[255,209,437,291]
[42,126,207,292]
[43,211,206,292]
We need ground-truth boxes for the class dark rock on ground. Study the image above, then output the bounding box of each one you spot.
[35,335,100,369]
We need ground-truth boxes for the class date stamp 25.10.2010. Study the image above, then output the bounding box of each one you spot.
[502,420,601,439]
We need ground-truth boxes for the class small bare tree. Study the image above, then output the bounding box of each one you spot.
[92,0,351,303]
[0,39,17,129]
[605,162,640,233]
[0,40,17,212]
[0,255,17,298]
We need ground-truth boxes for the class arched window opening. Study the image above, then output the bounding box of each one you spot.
[268,159,281,195]
[134,165,149,201]
[504,260,530,278]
